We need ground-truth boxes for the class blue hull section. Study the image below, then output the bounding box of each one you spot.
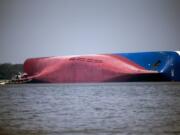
[115,51,180,81]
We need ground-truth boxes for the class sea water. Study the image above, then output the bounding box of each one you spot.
[0,82,180,135]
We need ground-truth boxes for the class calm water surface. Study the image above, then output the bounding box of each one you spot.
[0,82,180,135]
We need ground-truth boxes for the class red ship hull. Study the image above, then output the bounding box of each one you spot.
[24,54,157,83]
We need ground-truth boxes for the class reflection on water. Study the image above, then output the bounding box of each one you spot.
[0,82,180,135]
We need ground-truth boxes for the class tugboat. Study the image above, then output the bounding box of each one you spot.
[9,72,32,84]
[0,73,32,85]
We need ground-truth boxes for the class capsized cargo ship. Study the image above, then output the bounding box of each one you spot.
[22,51,180,83]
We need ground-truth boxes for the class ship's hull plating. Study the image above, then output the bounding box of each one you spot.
[23,51,180,83]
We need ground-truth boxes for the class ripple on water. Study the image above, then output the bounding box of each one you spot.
[0,82,180,135]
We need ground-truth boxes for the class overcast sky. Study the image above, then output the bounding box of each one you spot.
[0,0,180,63]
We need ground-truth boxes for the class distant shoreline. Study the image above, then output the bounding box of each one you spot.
[0,63,23,80]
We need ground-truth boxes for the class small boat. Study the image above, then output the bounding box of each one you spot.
[0,73,33,85]
[22,51,180,83]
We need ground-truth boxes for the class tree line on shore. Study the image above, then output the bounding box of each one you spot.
[0,63,23,80]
